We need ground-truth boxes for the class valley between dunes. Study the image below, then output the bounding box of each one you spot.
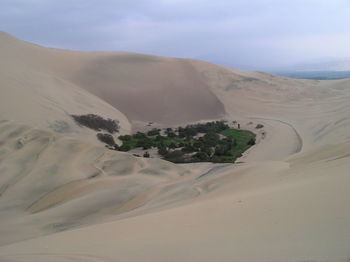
[1,31,350,262]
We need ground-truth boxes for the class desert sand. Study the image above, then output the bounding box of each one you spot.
[1,31,350,262]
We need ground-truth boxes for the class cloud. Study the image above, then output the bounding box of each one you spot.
[1,0,350,70]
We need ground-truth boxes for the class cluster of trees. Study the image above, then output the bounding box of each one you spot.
[119,131,182,153]
[177,121,229,138]
[116,121,256,163]
[96,133,117,147]
[72,114,119,133]
[161,132,237,163]
[93,120,256,164]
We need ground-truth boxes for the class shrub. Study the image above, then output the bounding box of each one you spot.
[119,144,131,152]
[155,135,163,141]
[214,144,230,156]
[181,144,196,153]
[247,138,256,145]
[158,146,168,156]
[182,121,229,134]
[96,133,116,147]
[211,155,222,163]
[194,152,209,161]
[256,124,264,129]
[147,128,160,136]
[143,151,150,158]
[203,132,220,146]
[167,132,176,138]
[200,145,213,156]
[221,137,236,147]
[72,114,119,133]
[164,150,186,163]
[169,142,177,149]
[133,132,147,139]
[137,139,153,149]
[118,135,132,141]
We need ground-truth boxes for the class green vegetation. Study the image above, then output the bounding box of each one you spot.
[220,129,256,161]
[96,133,117,147]
[71,114,119,133]
[116,121,256,163]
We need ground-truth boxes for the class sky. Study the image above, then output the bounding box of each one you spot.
[1,0,350,70]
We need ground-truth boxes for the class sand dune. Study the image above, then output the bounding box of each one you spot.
[71,54,226,124]
[0,121,210,245]
[0,32,225,125]
[1,32,350,262]
[0,32,131,144]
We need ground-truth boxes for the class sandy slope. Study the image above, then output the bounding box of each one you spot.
[0,31,225,126]
[71,54,226,124]
[1,32,350,262]
[2,151,350,262]
[0,32,131,144]
[0,120,212,245]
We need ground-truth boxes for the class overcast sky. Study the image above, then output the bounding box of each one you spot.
[1,0,350,70]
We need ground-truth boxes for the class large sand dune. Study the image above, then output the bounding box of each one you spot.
[1,32,350,262]
[0,32,225,125]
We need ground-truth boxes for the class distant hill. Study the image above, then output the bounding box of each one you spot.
[273,58,350,80]
[275,70,350,80]
[294,58,350,71]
